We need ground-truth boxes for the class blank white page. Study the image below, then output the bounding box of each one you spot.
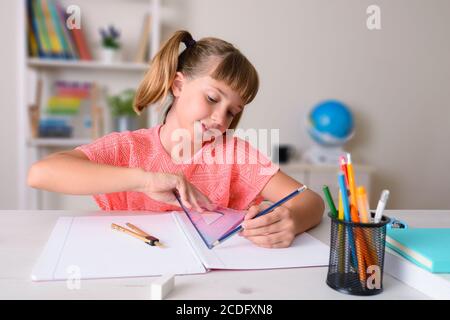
[32,214,206,281]
[175,212,330,270]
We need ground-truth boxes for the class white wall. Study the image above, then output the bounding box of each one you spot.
[0,0,19,209]
[1,0,449,210]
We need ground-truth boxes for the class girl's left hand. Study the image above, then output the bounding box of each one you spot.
[239,203,296,248]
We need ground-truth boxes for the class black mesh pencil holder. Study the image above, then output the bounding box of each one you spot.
[326,212,391,296]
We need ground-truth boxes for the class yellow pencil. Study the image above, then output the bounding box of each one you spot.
[338,190,344,220]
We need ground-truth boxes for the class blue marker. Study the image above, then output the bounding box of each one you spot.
[338,172,358,271]
[211,185,308,248]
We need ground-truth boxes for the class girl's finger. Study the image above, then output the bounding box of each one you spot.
[197,192,214,211]
[175,176,193,209]
[244,203,271,220]
[242,210,281,230]
[245,232,287,248]
[270,241,291,249]
[240,220,284,237]
[188,188,204,212]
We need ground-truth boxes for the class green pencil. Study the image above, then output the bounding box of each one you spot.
[322,185,338,218]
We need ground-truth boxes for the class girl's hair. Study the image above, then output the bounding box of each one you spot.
[133,30,259,130]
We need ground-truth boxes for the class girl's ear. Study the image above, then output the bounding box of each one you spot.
[171,72,185,98]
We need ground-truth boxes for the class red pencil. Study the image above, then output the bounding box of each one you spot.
[339,155,349,186]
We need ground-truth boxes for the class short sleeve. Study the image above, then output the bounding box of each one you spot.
[75,132,133,211]
[75,131,131,167]
[229,138,279,210]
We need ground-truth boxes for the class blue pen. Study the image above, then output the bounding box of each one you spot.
[338,172,359,271]
[211,185,308,248]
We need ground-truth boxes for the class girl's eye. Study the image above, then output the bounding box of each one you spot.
[227,110,236,117]
[207,96,217,103]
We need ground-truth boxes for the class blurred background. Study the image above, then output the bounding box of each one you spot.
[0,0,449,211]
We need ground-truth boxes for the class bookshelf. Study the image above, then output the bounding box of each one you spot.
[18,0,163,210]
[27,57,149,71]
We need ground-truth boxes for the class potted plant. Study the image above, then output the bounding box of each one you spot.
[99,25,121,63]
[107,89,139,132]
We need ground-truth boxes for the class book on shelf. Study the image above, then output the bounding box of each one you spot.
[35,80,100,139]
[27,0,91,60]
[134,14,152,63]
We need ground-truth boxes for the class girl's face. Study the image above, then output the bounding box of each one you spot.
[171,71,244,141]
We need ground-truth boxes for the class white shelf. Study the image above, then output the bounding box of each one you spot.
[27,138,92,148]
[280,162,376,173]
[19,0,162,210]
[27,58,149,72]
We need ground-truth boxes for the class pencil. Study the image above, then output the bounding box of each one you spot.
[111,223,163,247]
[126,223,163,247]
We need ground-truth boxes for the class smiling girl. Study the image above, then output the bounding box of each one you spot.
[27,30,324,248]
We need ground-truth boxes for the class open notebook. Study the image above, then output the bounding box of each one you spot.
[31,212,329,281]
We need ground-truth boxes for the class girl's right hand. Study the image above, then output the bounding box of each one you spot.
[136,171,216,212]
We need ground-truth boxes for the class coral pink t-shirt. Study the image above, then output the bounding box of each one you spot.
[76,124,279,211]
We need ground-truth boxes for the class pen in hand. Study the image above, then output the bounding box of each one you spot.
[211,185,308,248]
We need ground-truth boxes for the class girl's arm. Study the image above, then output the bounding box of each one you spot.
[27,149,145,195]
[240,170,324,248]
[27,149,214,211]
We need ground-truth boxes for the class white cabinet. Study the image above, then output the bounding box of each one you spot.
[280,162,375,205]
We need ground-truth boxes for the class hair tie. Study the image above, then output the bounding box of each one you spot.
[184,38,196,48]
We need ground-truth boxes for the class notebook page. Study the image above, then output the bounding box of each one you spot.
[31,217,74,281]
[172,211,221,268]
[176,212,330,270]
[32,214,206,281]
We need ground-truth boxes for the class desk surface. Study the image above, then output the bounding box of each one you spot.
[1,209,444,300]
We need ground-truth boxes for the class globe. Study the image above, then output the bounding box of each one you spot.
[307,100,354,147]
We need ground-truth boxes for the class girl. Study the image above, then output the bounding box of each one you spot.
[28,30,324,248]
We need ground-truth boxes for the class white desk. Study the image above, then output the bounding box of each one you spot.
[0,210,437,300]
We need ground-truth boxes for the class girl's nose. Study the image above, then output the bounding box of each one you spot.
[210,107,228,130]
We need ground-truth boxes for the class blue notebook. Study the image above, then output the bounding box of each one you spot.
[386,228,450,273]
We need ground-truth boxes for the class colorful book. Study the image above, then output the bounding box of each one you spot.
[26,0,40,57]
[69,26,92,60]
[41,0,64,58]
[48,0,72,59]
[54,0,79,59]
[32,0,52,58]
[386,228,450,273]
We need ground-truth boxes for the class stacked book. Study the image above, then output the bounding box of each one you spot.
[27,0,92,60]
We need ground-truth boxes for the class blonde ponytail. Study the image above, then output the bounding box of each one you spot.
[133,30,194,114]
